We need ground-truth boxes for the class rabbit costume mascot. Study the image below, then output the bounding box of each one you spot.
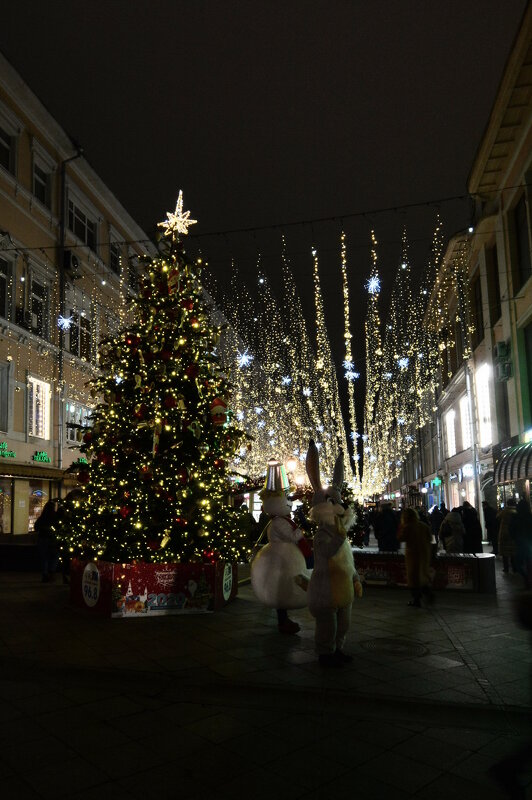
[251,459,311,634]
[306,439,363,667]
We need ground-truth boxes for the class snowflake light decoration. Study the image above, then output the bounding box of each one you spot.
[281,376,292,386]
[397,357,409,369]
[237,349,254,368]
[302,387,312,397]
[366,275,381,294]
[158,191,197,237]
[345,370,360,381]
[57,315,73,331]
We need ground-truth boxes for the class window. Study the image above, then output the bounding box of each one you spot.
[460,395,472,450]
[31,142,54,209]
[68,198,97,251]
[0,256,13,320]
[0,103,20,177]
[110,241,121,275]
[514,194,532,290]
[68,310,92,361]
[0,124,15,174]
[0,362,8,431]
[30,276,49,338]
[470,275,484,349]
[475,363,492,447]
[445,409,456,458]
[28,377,50,439]
[65,402,92,443]
[33,163,51,207]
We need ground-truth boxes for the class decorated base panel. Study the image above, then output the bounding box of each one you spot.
[353,550,495,593]
[70,559,237,617]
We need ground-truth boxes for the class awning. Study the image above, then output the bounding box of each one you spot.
[0,462,66,480]
[493,442,532,485]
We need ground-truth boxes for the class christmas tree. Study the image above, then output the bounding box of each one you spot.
[61,192,247,564]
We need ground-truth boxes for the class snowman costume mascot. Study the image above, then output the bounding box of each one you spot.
[250,459,311,634]
[306,439,363,666]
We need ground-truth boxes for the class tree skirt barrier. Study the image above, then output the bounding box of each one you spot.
[70,558,237,617]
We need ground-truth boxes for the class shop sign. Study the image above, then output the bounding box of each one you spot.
[32,451,51,463]
[462,463,474,478]
[433,476,442,486]
[76,457,88,464]
[0,442,16,458]
[449,472,458,481]
[458,468,463,483]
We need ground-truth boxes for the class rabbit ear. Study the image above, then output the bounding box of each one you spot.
[305,439,322,494]
[331,452,344,493]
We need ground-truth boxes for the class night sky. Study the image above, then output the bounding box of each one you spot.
[1,0,528,380]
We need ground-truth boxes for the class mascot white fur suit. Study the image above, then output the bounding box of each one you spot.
[250,459,311,634]
[306,439,363,667]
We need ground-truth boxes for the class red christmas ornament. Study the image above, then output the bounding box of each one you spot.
[160,349,172,362]
[163,394,177,408]
[202,549,221,564]
[213,458,225,470]
[174,516,187,527]
[119,506,132,518]
[134,403,147,419]
[181,298,194,311]
[147,540,161,551]
[82,431,93,444]
[210,397,227,426]
[78,470,90,485]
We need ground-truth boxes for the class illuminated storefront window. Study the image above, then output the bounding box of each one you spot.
[460,395,472,450]
[445,409,456,457]
[28,376,51,439]
[475,363,492,447]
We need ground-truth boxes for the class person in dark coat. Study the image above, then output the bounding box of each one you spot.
[509,499,532,589]
[461,501,483,553]
[374,503,399,552]
[482,500,499,555]
[430,505,444,545]
[34,499,59,582]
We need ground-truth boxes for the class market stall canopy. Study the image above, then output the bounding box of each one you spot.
[493,442,532,485]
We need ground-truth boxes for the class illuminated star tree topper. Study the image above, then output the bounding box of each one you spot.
[158,190,197,237]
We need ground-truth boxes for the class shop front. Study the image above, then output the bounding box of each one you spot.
[0,463,64,535]
[493,441,532,505]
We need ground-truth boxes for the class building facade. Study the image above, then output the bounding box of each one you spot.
[0,52,155,534]
[385,5,532,517]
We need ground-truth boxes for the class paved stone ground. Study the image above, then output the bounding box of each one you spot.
[0,559,530,799]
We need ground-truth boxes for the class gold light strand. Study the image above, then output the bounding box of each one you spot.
[340,231,361,494]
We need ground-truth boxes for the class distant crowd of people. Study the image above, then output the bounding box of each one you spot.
[361,497,532,591]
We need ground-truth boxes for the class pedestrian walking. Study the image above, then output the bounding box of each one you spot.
[430,505,444,546]
[509,499,532,589]
[462,501,483,553]
[374,503,399,552]
[397,507,434,607]
[34,499,60,582]
[438,508,465,552]
[498,498,518,573]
